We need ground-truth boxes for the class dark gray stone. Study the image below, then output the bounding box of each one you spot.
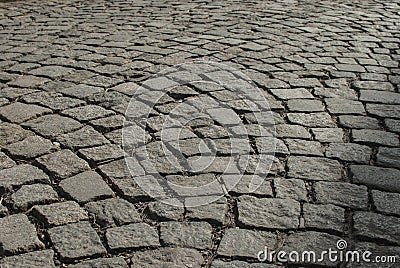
[0,164,49,192]
[11,184,58,211]
[5,135,57,159]
[0,249,55,268]
[376,147,400,168]
[0,102,51,124]
[287,156,342,181]
[22,115,82,138]
[303,203,345,232]
[352,129,399,147]
[325,143,372,163]
[32,201,88,227]
[70,257,128,268]
[372,190,400,216]
[351,165,400,192]
[131,248,203,268]
[160,221,212,249]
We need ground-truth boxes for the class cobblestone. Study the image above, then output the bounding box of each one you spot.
[0,0,399,266]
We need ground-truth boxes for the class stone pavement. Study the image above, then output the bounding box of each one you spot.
[0,0,399,267]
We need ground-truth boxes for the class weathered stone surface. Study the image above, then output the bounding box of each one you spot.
[186,198,227,224]
[353,81,394,91]
[56,126,109,150]
[7,75,49,88]
[0,102,51,123]
[22,115,82,138]
[282,231,341,266]
[0,152,15,170]
[325,98,365,115]
[0,164,49,192]
[287,156,342,181]
[338,115,380,129]
[285,139,323,156]
[59,171,113,203]
[275,178,307,201]
[354,212,400,245]
[0,249,56,268]
[270,88,313,99]
[276,124,310,139]
[287,112,336,127]
[48,221,106,261]
[311,128,344,143]
[0,122,33,146]
[146,201,184,221]
[61,105,115,122]
[89,114,124,132]
[287,99,324,112]
[230,175,273,196]
[350,165,400,192]
[69,257,128,268]
[325,143,372,163]
[131,248,203,268]
[351,242,400,268]
[211,260,281,268]
[376,147,400,168]
[360,90,400,104]
[372,190,400,216]
[352,129,399,147]
[37,150,90,179]
[303,203,345,232]
[32,201,88,227]
[160,221,212,249]
[85,198,140,227]
[29,66,73,79]
[314,181,368,209]
[106,222,160,250]
[0,214,44,255]
[11,184,58,211]
[385,119,400,133]
[21,91,84,111]
[238,196,300,229]
[366,104,400,118]
[78,144,123,164]
[5,135,57,159]
[218,228,276,258]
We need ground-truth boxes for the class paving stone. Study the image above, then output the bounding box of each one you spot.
[338,115,381,129]
[289,78,322,87]
[351,165,400,192]
[0,102,51,123]
[0,164,49,193]
[238,195,300,229]
[56,126,109,150]
[106,222,160,250]
[311,128,344,143]
[325,143,372,163]
[59,171,113,203]
[269,88,313,100]
[11,184,58,211]
[354,212,400,245]
[5,135,57,159]
[325,98,365,115]
[146,201,184,221]
[0,122,33,146]
[274,178,307,201]
[376,147,400,168]
[229,175,273,196]
[218,228,276,258]
[160,221,212,249]
[48,221,106,261]
[97,159,132,179]
[0,152,15,170]
[352,81,395,91]
[22,114,82,138]
[276,124,310,139]
[29,66,73,79]
[352,129,399,147]
[85,198,140,227]
[0,249,56,268]
[78,144,123,164]
[7,75,49,88]
[21,91,85,111]
[69,257,128,268]
[287,99,324,112]
[360,90,400,104]
[186,197,227,224]
[285,139,324,156]
[282,231,341,266]
[57,84,103,98]
[366,104,400,118]
[32,201,88,227]
[335,63,365,72]
[0,98,9,107]
[385,119,400,133]
[0,214,44,255]
[89,114,124,132]
[303,203,345,232]
[371,190,400,216]
[287,156,342,181]
[37,150,90,180]
[131,247,203,267]
[287,112,336,127]
[61,105,115,122]
[314,181,369,209]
